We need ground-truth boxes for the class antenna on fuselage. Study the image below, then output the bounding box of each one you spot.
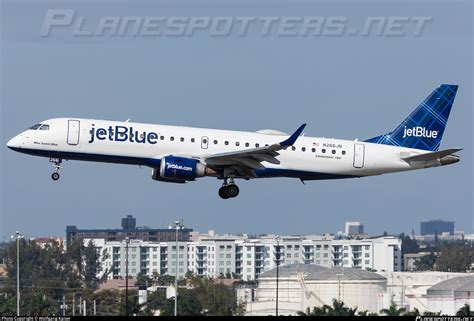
[125,119,130,122]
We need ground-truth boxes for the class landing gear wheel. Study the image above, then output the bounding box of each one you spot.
[49,158,62,181]
[219,186,230,199]
[227,184,240,198]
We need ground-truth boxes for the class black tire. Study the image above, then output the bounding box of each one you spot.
[227,184,240,198]
[218,186,230,199]
[51,172,60,181]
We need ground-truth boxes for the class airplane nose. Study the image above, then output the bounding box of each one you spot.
[7,135,21,150]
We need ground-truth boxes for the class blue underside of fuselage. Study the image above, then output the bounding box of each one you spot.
[8,147,359,181]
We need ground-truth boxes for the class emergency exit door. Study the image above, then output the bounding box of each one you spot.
[353,143,365,168]
[67,120,80,145]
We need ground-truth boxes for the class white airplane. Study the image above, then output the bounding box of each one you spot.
[7,84,462,199]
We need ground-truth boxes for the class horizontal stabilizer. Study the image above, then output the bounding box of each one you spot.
[402,148,463,162]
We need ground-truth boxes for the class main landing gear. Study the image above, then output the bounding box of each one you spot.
[218,178,240,199]
[50,158,62,181]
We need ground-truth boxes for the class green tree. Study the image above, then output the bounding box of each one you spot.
[456,304,473,316]
[120,289,141,316]
[423,311,443,316]
[83,240,102,290]
[0,293,16,315]
[297,300,357,316]
[404,307,421,316]
[357,310,378,316]
[400,233,420,254]
[296,307,313,316]
[188,276,238,316]
[159,290,203,316]
[380,302,406,316]
[437,244,474,272]
[135,272,152,289]
[92,289,122,316]
[143,289,167,315]
[1,238,106,316]
[414,252,437,271]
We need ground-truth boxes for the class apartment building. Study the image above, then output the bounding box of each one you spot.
[86,233,401,281]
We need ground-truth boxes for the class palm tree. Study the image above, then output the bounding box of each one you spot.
[380,302,406,316]
[329,299,357,316]
[423,311,442,316]
[456,304,472,317]
[296,300,357,316]
[404,307,421,316]
[358,309,379,316]
[296,307,312,316]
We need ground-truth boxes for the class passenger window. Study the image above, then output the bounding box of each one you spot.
[39,125,50,131]
[265,144,269,147]
[332,150,336,154]
[225,141,229,146]
[342,151,346,155]
[160,136,165,140]
[170,137,174,141]
[236,142,240,146]
[191,138,195,143]
[214,140,218,144]
[322,149,326,153]
[291,146,296,151]
[302,147,306,152]
[245,143,249,147]
[311,148,316,152]
[255,143,260,147]
[180,137,184,142]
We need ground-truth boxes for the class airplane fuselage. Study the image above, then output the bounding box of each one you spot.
[7,118,451,182]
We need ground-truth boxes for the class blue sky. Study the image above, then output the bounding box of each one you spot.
[1,0,472,241]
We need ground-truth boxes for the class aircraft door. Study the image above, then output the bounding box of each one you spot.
[353,143,365,168]
[67,120,80,145]
[201,136,209,149]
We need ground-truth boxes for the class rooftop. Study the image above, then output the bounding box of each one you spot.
[427,276,474,293]
[306,267,386,281]
[259,263,328,278]
[259,264,386,281]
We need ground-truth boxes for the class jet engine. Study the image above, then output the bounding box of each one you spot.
[151,156,215,183]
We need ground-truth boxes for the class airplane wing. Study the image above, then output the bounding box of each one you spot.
[202,124,306,177]
[402,148,463,162]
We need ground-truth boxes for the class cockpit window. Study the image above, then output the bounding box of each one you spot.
[29,124,42,130]
[29,123,50,130]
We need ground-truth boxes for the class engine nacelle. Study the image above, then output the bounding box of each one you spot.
[153,156,206,182]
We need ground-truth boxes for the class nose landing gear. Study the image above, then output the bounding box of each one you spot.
[218,178,240,199]
[50,158,62,181]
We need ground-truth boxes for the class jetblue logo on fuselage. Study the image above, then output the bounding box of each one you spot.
[402,126,438,139]
[88,125,159,144]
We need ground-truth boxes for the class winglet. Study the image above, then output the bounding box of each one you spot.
[280,124,307,147]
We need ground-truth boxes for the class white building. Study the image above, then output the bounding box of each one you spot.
[246,267,474,316]
[85,234,402,281]
[246,264,387,315]
[427,276,474,315]
[87,238,189,280]
[378,271,469,313]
